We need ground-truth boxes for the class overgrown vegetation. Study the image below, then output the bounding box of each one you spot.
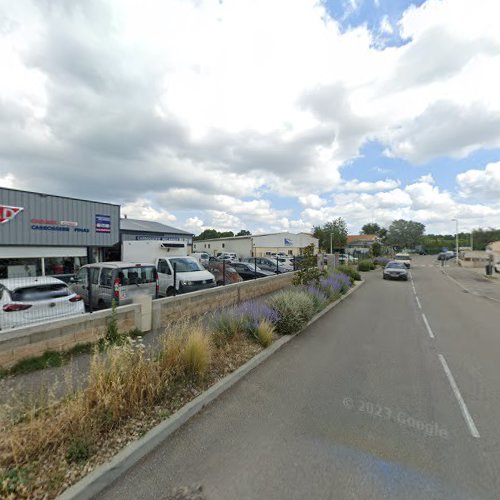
[0,266,355,498]
[292,244,326,286]
[334,265,361,282]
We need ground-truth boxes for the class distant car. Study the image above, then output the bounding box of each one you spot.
[232,262,275,280]
[383,261,409,281]
[242,257,287,273]
[437,251,455,261]
[0,277,85,330]
[495,261,500,273]
[394,253,412,268]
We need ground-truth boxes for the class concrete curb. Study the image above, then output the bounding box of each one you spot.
[441,269,500,303]
[58,279,365,500]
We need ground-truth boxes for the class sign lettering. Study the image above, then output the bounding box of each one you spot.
[0,204,24,224]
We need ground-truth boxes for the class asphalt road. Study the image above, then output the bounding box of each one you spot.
[101,256,500,500]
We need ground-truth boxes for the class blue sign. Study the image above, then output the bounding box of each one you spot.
[284,238,293,246]
[96,214,111,234]
[135,235,182,241]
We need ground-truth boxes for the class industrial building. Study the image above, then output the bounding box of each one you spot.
[0,187,120,280]
[192,232,319,258]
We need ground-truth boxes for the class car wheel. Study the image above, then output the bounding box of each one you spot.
[383,275,387,280]
[166,287,175,297]
[216,280,224,286]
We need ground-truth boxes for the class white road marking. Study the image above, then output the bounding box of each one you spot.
[438,354,481,438]
[422,313,435,339]
[415,296,422,309]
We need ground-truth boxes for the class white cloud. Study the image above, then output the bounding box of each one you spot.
[457,161,500,199]
[379,15,393,34]
[419,174,434,184]
[0,0,500,233]
[0,173,16,189]
[121,199,176,223]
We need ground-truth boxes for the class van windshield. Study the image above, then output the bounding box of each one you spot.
[169,258,204,272]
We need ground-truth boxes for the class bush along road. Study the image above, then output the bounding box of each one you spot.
[0,263,360,499]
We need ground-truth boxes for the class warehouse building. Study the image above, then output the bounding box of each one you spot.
[104,217,194,260]
[192,232,318,258]
[0,187,120,280]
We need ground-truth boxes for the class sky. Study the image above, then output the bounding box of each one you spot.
[1,0,500,236]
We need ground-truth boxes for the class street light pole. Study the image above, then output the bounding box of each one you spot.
[470,230,473,251]
[452,218,459,264]
[330,233,333,254]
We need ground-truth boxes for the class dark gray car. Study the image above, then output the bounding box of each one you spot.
[242,257,287,273]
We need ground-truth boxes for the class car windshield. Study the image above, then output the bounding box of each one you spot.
[169,258,204,272]
[395,255,409,260]
[386,262,406,269]
[11,284,71,301]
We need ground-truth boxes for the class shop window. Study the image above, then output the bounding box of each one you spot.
[44,257,89,276]
[0,258,42,279]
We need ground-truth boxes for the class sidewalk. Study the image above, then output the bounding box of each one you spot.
[442,264,500,302]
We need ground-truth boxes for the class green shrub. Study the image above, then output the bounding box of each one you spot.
[334,265,361,282]
[268,290,316,335]
[357,260,373,272]
[65,435,94,463]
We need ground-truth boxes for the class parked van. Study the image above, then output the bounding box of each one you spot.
[156,256,216,296]
[69,262,158,309]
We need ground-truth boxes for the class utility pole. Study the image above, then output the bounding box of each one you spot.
[471,230,473,251]
[330,232,333,254]
[452,218,459,264]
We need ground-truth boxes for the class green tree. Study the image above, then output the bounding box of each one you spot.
[386,219,425,249]
[194,229,235,241]
[313,217,348,252]
[236,229,251,236]
[361,223,381,235]
[371,241,382,257]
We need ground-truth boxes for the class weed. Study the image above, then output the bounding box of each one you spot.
[8,351,64,376]
[181,329,212,379]
[65,435,94,463]
[256,320,274,347]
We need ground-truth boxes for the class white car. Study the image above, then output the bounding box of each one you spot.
[394,253,412,268]
[0,276,85,330]
[495,261,500,273]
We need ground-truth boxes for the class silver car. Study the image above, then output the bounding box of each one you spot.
[383,261,409,281]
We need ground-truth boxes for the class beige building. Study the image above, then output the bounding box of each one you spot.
[192,232,319,258]
[459,250,491,268]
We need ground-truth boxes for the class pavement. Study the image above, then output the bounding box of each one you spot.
[99,255,500,500]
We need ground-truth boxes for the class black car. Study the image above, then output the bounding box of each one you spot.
[232,262,275,280]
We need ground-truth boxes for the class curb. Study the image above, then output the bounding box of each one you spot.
[58,279,365,500]
[441,269,500,303]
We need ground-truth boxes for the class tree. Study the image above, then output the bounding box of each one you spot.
[361,223,381,235]
[386,219,425,250]
[371,241,382,257]
[313,217,348,252]
[194,229,235,241]
[236,229,251,236]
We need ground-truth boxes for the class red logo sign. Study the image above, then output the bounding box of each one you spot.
[0,205,24,224]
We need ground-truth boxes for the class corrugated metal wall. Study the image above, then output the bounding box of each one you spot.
[0,188,120,247]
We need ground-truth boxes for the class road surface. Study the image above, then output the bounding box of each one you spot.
[101,255,500,500]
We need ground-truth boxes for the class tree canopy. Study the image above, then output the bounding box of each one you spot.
[194,229,235,241]
[313,217,348,252]
[236,229,251,236]
[361,223,381,235]
[386,219,425,249]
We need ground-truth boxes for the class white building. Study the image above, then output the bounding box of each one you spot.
[192,232,319,258]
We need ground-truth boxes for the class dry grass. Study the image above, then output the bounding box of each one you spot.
[0,321,266,499]
[256,320,274,347]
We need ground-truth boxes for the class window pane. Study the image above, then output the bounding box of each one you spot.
[0,258,42,279]
[100,268,113,287]
[45,257,77,276]
[118,267,156,285]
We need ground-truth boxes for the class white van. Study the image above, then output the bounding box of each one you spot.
[70,262,158,309]
[156,256,216,296]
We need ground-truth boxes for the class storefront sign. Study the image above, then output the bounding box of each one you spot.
[135,235,182,241]
[0,204,23,224]
[31,219,78,227]
[96,214,111,233]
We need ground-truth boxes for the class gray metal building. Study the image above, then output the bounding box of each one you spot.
[0,187,120,279]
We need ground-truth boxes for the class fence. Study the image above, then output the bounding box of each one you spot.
[0,276,86,331]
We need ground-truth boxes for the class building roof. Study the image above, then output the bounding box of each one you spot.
[346,234,378,244]
[193,232,317,243]
[120,218,193,236]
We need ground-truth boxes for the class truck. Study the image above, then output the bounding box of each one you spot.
[121,240,216,296]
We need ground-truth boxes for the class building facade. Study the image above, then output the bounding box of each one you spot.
[192,232,319,257]
[0,187,120,280]
[345,234,379,255]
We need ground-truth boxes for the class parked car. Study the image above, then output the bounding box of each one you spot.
[1,277,85,330]
[70,262,159,309]
[437,251,455,261]
[242,257,287,273]
[383,261,409,281]
[191,252,210,266]
[216,252,238,262]
[394,253,412,268]
[495,261,500,273]
[232,262,275,280]
[203,261,243,286]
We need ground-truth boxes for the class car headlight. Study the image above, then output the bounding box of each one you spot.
[180,280,194,286]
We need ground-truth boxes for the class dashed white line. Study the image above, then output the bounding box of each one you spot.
[415,296,422,309]
[438,354,480,438]
[421,313,435,339]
